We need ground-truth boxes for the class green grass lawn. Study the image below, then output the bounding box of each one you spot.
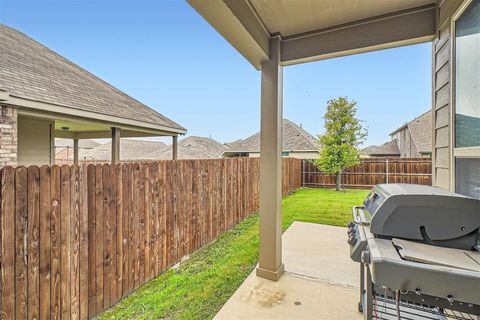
[97,188,368,320]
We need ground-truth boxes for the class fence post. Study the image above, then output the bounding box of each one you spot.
[386,158,389,184]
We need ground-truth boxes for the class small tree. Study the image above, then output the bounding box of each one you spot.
[315,97,367,191]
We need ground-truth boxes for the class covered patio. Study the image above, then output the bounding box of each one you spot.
[188,0,453,282]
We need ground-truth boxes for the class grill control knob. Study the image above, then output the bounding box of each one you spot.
[348,235,357,246]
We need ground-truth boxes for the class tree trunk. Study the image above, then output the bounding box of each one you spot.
[336,171,342,191]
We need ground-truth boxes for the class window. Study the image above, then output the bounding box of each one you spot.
[454,0,480,199]
[455,0,480,148]
[455,158,480,199]
[282,151,290,157]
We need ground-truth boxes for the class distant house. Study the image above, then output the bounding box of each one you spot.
[82,140,167,162]
[390,110,432,158]
[362,110,432,158]
[55,138,101,163]
[0,24,185,166]
[142,136,228,160]
[360,140,400,158]
[222,119,319,159]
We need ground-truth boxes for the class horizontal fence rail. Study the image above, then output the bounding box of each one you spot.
[302,158,432,189]
[0,157,301,319]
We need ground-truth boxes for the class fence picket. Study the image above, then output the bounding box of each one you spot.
[79,166,89,320]
[94,165,103,314]
[70,165,80,320]
[14,167,28,320]
[115,164,123,302]
[28,166,41,320]
[0,158,301,319]
[51,165,61,320]
[86,165,96,317]
[39,166,51,320]
[2,167,15,319]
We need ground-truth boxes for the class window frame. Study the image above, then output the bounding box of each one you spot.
[451,0,480,193]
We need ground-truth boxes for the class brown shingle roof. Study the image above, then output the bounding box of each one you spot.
[407,110,432,154]
[226,119,318,153]
[224,139,243,149]
[364,140,400,156]
[0,24,185,132]
[83,139,167,161]
[360,145,379,155]
[142,136,228,160]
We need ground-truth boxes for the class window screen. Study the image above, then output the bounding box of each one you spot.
[455,0,480,148]
[456,158,480,199]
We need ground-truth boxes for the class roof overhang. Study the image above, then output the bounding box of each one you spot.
[4,95,187,138]
[187,0,437,69]
[0,89,9,101]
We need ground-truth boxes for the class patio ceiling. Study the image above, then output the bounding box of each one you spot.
[188,0,436,68]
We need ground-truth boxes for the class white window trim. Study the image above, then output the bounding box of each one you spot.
[450,0,480,192]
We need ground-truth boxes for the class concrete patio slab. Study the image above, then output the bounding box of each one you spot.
[283,221,360,287]
[214,222,363,320]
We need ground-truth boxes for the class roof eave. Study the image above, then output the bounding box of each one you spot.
[187,0,269,70]
[7,95,187,136]
[188,2,435,68]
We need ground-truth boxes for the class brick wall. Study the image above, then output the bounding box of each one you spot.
[0,105,17,166]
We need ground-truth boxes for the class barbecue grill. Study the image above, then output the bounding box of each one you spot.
[348,184,480,320]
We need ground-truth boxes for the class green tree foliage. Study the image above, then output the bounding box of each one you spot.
[315,97,367,191]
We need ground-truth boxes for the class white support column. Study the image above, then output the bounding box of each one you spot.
[172,136,178,160]
[73,138,79,165]
[111,127,121,164]
[256,36,284,281]
[50,122,55,165]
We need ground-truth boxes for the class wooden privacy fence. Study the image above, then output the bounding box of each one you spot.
[0,157,301,319]
[302,158,432,189]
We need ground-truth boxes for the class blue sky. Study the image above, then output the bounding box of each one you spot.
[0,0,432,147]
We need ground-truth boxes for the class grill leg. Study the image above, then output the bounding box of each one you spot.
[395,290,401,320]
[359,263,365,313]
[365,267,373,320]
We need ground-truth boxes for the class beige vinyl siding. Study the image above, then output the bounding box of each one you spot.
[17,116,53,166]
[431,0,464,190]
[432,25,451,189]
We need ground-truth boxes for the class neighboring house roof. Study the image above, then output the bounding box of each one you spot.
[0,24,185,133]
[224,139,243,149]
[83,139,167,161]
[55,138,101,149]
[360,145,379,155]
[364,140,400,156]
[407,110,432,154]
[390,110,432,154]
[225,119,318,154]
[142,136,228,160]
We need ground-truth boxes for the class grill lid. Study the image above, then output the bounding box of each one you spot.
[365,184,480,249]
